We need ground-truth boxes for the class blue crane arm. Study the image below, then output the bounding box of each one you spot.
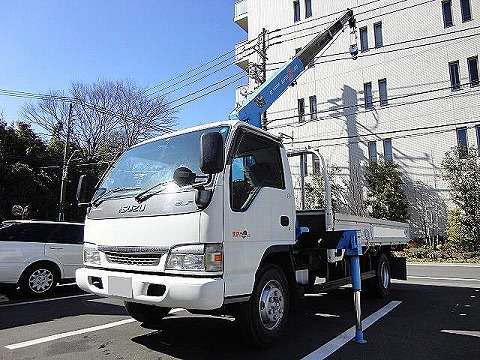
[229,9,355,128]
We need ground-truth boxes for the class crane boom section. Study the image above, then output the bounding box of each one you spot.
[229,9,354,128]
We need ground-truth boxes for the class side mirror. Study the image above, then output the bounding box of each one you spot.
[200,132,224,174]
[173,167,196,187]
[76,174,98,206]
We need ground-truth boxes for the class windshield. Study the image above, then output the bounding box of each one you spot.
[93,126,230,202]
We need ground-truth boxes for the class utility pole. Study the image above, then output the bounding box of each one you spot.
[58,103,73,222]
[261,27,268,130]
[246,28,269,129]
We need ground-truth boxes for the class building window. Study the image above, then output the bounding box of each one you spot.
[476,126,480,155]
[368,141,378,162]
[374,22,383,48]
[313,155,320,175]
[383,139,393,161]
[449,61,461,90]
[294,1,301,23]
[468,56,479,86]
[359,27,368,52]
[305,0,312,18]
[364,82,373,109]
[309,95,317,120]
[378,78,388,106]
[301,154,308,176]
[442,1,453,28]
[456,127,468,158]
[298,98,305,122]
[475,125,480,156]
[460,0,472,22]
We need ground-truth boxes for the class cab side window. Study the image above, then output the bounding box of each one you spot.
[230,132,284,211]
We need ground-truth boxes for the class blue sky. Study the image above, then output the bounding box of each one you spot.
[0,0,246,129]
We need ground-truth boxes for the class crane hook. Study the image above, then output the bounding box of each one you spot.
[349,15,359,60]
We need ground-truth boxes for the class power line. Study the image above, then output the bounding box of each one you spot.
[271,0,434,46]
[160,50,254,98]
[267,25,480,66]
[169,74,245,111]
[265,83,480,129]
[0,88,174,132]
[168,72,245,104]
[272,0,383,33]
[142,34,262,96]
[287,118,480,147]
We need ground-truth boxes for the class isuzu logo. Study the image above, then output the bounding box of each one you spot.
[118,204,146,214]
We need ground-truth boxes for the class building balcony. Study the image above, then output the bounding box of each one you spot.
[234,0,248,32]
[235,40,249,71]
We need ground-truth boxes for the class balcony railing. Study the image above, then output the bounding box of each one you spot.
[235,0,247,18]
[234,0,248,31]
[235,40,249,70]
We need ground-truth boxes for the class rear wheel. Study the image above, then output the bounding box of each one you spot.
[237,265,290,348]
[124,302,171,327]
[365,253,391,298]
[19,263,58,297]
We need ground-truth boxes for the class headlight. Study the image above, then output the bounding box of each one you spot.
[83,243,101,265]
[165,243,223,272]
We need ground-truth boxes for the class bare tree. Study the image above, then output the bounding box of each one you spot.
[22,80,175,159]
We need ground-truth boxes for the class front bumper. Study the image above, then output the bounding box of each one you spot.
[76,267,224,310]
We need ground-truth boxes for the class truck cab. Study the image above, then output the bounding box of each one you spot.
[76,120,296,315]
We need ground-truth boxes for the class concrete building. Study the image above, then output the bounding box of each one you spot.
[233,0,480,238]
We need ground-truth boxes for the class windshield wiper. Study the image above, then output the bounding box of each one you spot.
[135,180,173,203]
[92,187,141,206]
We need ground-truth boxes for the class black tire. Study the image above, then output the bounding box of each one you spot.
[19,263,59,297]
[237,265,290,348]
[124,301,171,327]
[365,253,391,298]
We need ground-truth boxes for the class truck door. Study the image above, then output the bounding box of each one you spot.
[223,129,295,297]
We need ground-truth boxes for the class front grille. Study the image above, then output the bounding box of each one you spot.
[105,252,161,266]
[98,246,169,267]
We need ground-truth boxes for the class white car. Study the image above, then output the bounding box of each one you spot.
[0,220,84,296]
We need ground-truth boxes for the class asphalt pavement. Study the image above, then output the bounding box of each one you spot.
[0,263,478,360]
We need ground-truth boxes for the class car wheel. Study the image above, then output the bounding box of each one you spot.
[20,264,58,297]
[365,253,391,298]
[124,301,171,327]
[237,264,290,348]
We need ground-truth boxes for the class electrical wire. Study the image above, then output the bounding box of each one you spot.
[267,25,480,66]
[265,83,480,128]
[169,74,246,111]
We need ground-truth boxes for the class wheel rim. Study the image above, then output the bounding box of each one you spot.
[28,269,54,294]
[258,279,285,331]
[380,262,390,289]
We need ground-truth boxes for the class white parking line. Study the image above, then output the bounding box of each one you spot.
[0,293,93,308]
[302,301,402,360]
[408,275,480,282]
[5,318,136,350]
[408,263,480,268]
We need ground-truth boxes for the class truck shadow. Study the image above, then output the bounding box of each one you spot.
[132,283,480,360]
[131,287,387,359]
[0,288,127,330]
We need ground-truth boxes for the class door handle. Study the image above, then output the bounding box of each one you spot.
[280,216,290,227]
[49,246,63,250]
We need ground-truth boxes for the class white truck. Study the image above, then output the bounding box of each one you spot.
[75,10,409,347]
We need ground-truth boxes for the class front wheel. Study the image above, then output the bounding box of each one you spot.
[124,302,171,327]
[237,265,290,348]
